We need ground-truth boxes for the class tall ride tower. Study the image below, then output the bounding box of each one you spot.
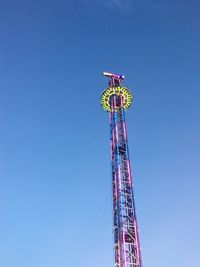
[101,72,142,267]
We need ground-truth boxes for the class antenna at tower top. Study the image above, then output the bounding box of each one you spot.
[103,72,125,80]
[102,72,125,87]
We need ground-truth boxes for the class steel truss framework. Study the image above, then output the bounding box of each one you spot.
[101,78,142,267]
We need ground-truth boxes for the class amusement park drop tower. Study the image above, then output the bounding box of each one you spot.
[101,72,142,267]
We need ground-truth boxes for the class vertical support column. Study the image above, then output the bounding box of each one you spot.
[109,95,142,267]
[110,96,121,267]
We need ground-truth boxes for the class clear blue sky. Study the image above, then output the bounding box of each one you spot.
[0,0,199,266]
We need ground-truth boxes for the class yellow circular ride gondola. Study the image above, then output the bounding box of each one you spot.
[100,86,133,112]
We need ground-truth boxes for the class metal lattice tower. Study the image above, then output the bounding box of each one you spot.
[101,72,142,267]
